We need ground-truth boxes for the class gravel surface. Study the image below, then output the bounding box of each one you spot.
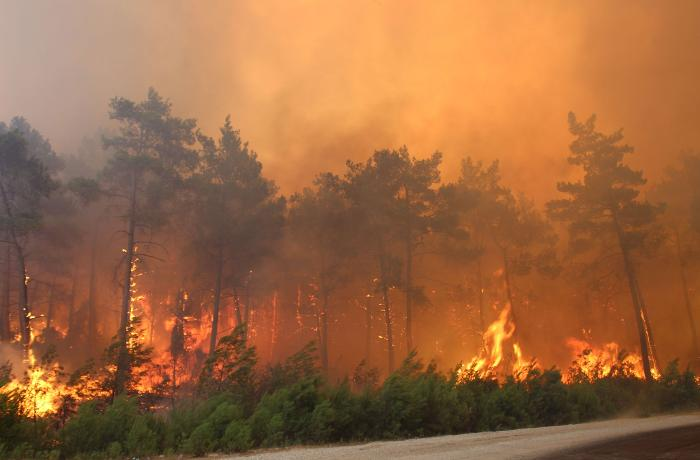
[226,412,700,459]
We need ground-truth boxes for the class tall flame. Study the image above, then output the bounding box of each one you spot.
[458,303,532,381]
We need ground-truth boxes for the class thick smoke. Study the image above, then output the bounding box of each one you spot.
[2,1,700,201]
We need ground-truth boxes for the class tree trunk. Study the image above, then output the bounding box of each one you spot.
[15,245,30,349]
[270,291,278,361]
[365,293,372,365]
[476,255,486,350]
[0,244,10,341]
[633,277,660,370]
[209,250,223,356]
[244,276,251,325]
[171,289,186,407]
[115,172,137,396]
[233,287,243,328]
[0,181,32,350]
[404,188,414,353]
[674,228,700,364]
[67,265,78,341]
[45,281,55,332]
[501,247,518,331]
[612,212,654,381]
[320,285,329,372]
[86,227,99,347]
[379,253,394,373]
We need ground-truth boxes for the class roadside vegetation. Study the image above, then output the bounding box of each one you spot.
[2,327,698,459]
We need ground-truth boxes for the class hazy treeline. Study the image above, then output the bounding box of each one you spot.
[0,88,699,390]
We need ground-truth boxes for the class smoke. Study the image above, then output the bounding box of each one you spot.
[2,1,700,201]
[0,343,26,376]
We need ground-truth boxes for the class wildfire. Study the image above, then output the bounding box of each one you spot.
[4,332,66,417]
[458,303,533,381]
[564,337,660,382]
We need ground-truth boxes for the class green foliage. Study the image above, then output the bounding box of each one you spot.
[60,397,139,456]
[249,377,322,446]
[183,421,217,456]
[125,416,159,456]
[222,419,252,452]
[198,325,257,402]
[4,350,700,458]
[377,354,461,438]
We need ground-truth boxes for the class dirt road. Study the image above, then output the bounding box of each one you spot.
[231,413,700,459]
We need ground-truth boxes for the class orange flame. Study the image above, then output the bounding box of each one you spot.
[564,337,659,381]
[458,303,532,381]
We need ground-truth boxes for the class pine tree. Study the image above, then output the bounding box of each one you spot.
[547,113,663,380]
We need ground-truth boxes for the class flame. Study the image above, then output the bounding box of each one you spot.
[4,331,66,417]
[564,337,660,381]
[458,303,533,381]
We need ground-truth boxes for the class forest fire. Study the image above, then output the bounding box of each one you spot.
[564,337,660,382]
[2,4,700,455]
[458,303,534,381]
[4,334,66,417]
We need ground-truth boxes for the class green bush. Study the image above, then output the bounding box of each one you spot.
[482,379,529,430]
[567,383,602,422]
[60,397,140,456]
[524,369,572,425]
[183,421,217,456]
[4,342,700,458]
[377,357,461,438]
[249,377,322,446]
[125,416,159,456]
[181,399,245,455]
[222,419,252,452]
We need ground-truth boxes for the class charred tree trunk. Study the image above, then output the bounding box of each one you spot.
[0,181,31,350]
[15,245,30,349]
[270,291,278,361]
[209,250,224,356]
[0,244,10,341]
[404,187,414,353]
[365,293,372,365]
[86,227,99,347]
[320,284,329,372]
[633,277,660,370]
[476,255,486,348]
[674,228,700,364]
[115,172,137,396]
[233,287,243,329]
[170,289,186,407]
[244,276,251,326]
[612,211,654,381]
[501,247,518,331]
[67,265,78,341]
[379,252,394,373]
[45,281,55,332]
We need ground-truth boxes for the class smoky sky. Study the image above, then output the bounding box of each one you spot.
[2,0,700,201]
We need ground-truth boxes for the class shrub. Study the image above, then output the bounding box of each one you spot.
[60,397,140,456]
[125,416,159,456]
[180,399,244,455]
[482,379,529,430]
[222,419,252,452]
[183,421,217,456]
[524,368,573,425]
[249,377,322,446]
[647,361,700,412]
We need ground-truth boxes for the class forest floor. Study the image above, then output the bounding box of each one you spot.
[223,412,700,459]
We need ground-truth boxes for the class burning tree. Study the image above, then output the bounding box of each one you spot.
[102,88,197,396]
[653,153,700,367]
[287,173,354,372]
[547,112,664,381]
[0,129,56,349]
[189,116,284,355]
